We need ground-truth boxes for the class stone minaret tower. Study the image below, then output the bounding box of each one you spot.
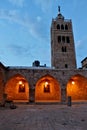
[51,6,77,69]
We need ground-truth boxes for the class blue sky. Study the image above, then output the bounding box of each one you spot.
[0,0,87,68]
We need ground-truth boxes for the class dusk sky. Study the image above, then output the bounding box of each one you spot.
[0,0,87,68]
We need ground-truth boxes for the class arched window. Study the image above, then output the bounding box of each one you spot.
[65,24,68,30]
[62,36,65,43]
[62,47,64,52]
[62,46,67,52]
[57,24,60,29]
[58,36,61,43]
[61,24,64,30]
[65,64,68,68]
[65,46,67,52]
[66,36,70,43]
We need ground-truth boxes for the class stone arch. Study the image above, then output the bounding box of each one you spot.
[61,24,64,30]
[5,74,29,102]
[57,24,60,29]
[35,75,61,102]
[67,74,87,101]
[65,24,68,30]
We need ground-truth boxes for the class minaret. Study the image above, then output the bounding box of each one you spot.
[51,6,77,69]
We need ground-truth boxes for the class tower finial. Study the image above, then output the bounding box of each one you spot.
[58,6,60,13]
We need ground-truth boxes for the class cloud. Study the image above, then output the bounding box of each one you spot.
[7,43,41,63]
[76,40,82,48]
[0,9,48,42]
[8,10,18,17]
[76,36,87,49]
[35,0,52,12]
[7,44,30,56]
[0,9,19,20]
[36,16,42,22]
[8,0,25,7]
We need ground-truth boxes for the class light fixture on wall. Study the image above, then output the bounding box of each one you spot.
[72,81,75,85]
[18,80,25,92]
[19,81,22,85]
[70,79,75,85]
[44,81,50,93]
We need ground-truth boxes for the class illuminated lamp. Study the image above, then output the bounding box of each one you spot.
[45,81,49,86]
[44,81,50,93]
[72,81,75,85]
[19,81,22,85]
[18,81,25,92]
[70,79,75,85]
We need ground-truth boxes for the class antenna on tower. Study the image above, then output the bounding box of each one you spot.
[58,6,60,13]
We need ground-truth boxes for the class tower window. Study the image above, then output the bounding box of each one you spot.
[62,46,67,52]
[62,36,65,43]
[58,36,61,43]
[65,64,68,68]
[65,46,67,52]
[65,24,68,30]
[61,24,64,30]
[57,24,60,29]
[66,36,70,43]
[62,47,64,52]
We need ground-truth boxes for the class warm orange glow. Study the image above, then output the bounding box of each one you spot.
[44,81,49,88]
[19,81,23,85]
[72,81,75,85]
[5,74,29,102]
[35,75,61,102]
[67,75,87,101]
[19,81,25,88]
[44,81,50,93]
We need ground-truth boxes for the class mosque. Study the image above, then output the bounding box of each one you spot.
[0,7,87,104]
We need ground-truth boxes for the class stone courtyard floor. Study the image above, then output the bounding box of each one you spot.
[0,103,87,130]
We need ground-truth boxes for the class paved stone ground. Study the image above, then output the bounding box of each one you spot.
[0,103,87,130]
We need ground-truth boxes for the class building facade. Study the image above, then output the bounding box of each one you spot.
[0,7,87,104]
[51,7,77,69]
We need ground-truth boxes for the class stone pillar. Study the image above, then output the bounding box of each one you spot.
[29,88,35,103]
[67,96,72,106]
[0,80,5,104]
[61,87,67,104]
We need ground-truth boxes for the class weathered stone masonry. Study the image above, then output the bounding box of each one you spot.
[0,64,87,103]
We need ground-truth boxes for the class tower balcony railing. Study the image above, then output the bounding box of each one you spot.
[52,18,72,23]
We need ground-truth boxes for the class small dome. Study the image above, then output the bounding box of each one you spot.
[58,13,64,19]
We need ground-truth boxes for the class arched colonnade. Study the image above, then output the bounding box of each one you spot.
[4,74,87,103]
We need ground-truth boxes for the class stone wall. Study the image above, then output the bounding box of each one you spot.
[0,66,87,103]
[0,64,6,104]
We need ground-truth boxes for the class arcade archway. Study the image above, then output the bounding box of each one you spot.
[35,75,61,102]
[67,74,87,101]
[5,74,29,102]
